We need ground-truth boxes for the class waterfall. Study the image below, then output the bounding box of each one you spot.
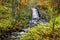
[32,7,39,19]
[29,7,40,25]
[3,6,49,40]
[11,7,40,36]
[9,7,41,40]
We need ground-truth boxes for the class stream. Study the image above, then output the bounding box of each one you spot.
[3,7,47,40]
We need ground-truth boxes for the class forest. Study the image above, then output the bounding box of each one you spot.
[0,0,60,40]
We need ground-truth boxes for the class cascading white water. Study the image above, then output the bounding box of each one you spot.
[29,7,40,24]
[32,8,39,19]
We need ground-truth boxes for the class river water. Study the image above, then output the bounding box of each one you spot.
[5,7,47,40]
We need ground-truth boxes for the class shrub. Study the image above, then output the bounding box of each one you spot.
[20,22,60,40]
